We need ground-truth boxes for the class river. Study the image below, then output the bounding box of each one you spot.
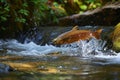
[0,26,120,80]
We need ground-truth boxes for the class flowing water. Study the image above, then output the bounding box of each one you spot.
[0,26,120,80]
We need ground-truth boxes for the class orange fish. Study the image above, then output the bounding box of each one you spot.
[53,26,102,45]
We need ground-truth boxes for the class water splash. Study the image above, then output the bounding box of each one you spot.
[1,39,120,64]
[0,40,62,56]
[0,39,119,58]
[61,38,108,56]
[60,38,120,65]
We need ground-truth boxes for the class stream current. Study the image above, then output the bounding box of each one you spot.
[0,38,119,64]
[0,26,120,80]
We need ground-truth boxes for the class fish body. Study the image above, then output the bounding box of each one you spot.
[53,26,102,45]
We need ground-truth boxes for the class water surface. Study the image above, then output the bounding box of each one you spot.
[0,26,120,80]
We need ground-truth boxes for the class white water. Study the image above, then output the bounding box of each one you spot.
[0,39,120,64]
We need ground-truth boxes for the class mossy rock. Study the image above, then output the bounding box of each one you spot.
[111,23,120,52]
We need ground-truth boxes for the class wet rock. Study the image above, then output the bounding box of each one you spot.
[111,23,120,52]
[48,2,120,26]
[17,27,72,45]
[0,63,14,73]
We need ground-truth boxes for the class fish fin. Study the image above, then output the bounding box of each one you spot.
[96,29,102,34]
[71,25,79,31]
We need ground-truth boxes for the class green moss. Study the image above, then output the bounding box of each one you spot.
[113,38,120,52]
[112,23,120,52]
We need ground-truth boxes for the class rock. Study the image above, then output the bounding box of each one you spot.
[48,2,120,26]
[52,26,102,45]
[0,63,14,73]
[111,23,120,52]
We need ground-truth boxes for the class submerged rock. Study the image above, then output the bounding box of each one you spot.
[0,63,14,73]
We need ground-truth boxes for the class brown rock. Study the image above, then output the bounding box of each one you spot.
[48,2,120,26]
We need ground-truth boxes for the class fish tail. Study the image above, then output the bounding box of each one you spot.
[92,29,102,39]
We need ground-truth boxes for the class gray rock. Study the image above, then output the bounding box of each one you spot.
[0,63,14,73]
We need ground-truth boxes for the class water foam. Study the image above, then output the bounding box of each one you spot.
[61,38,108,56]
[60,38,120,64]
[0,39,62,56]
[1,39,120,64]
[0,39,114,55]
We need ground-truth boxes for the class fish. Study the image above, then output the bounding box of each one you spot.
[52,26,102,45]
